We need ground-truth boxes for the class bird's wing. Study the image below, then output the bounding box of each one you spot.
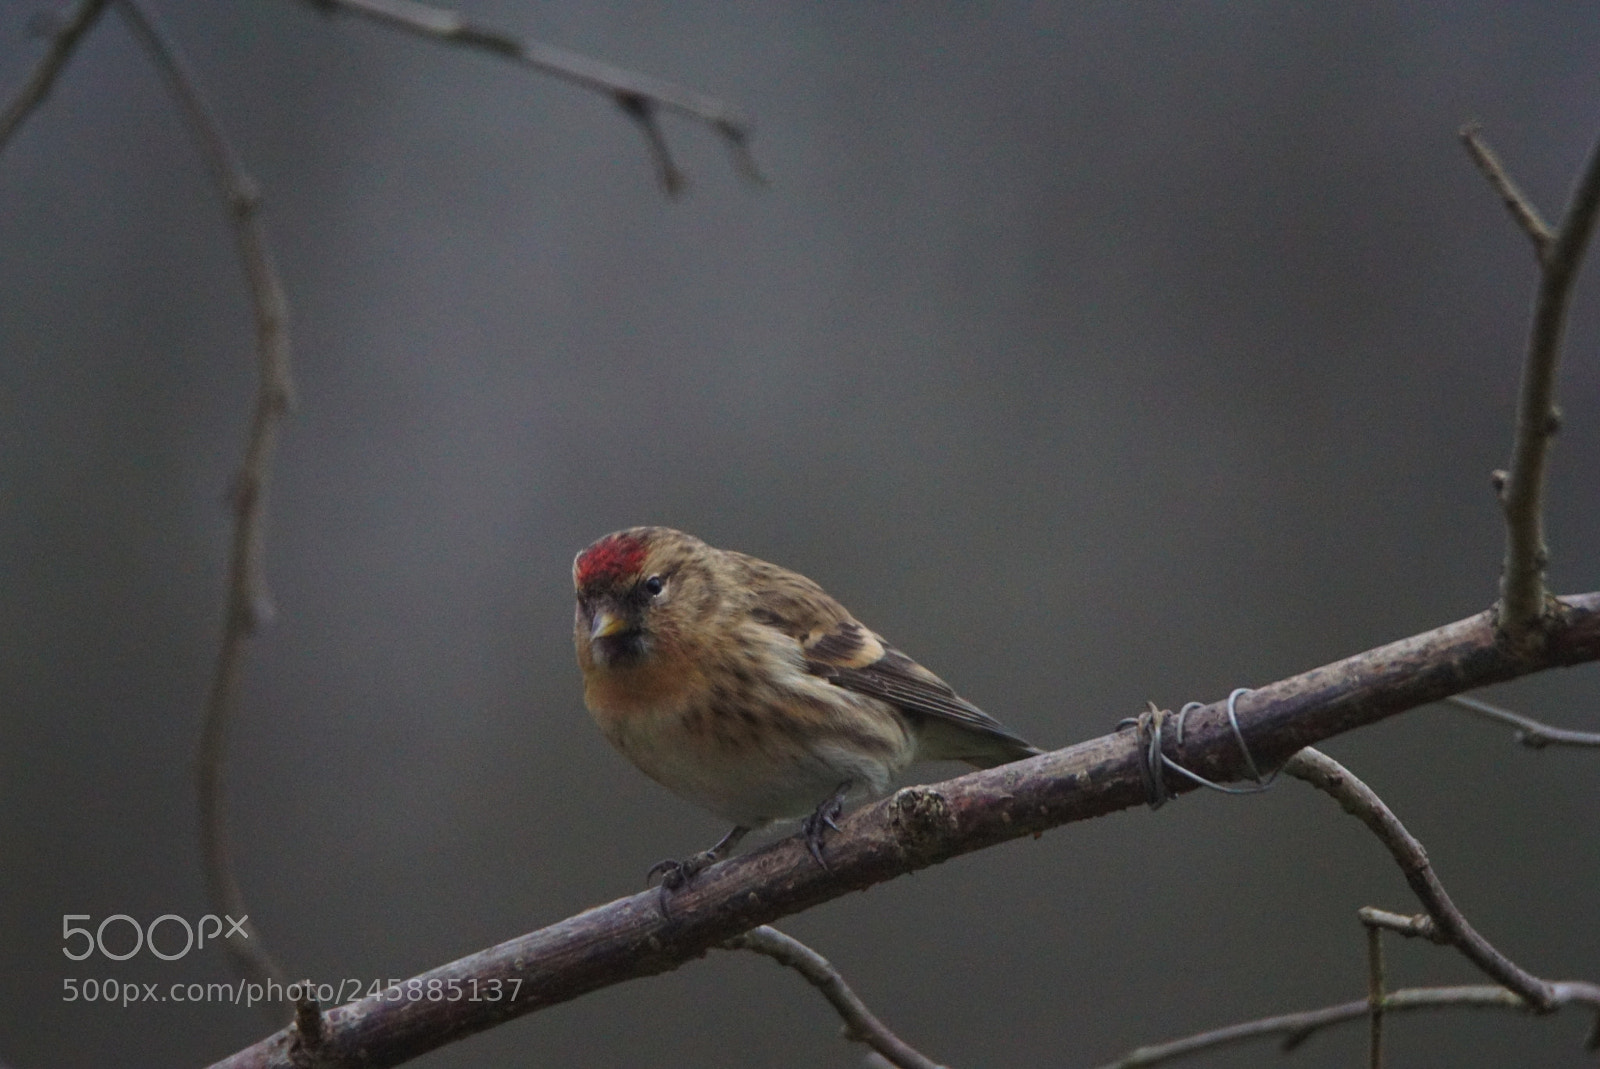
[803,620,1040,763]
[730,550,1040,764]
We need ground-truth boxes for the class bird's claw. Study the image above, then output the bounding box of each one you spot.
[645,850,715,918]
[801,792,846,872]
[645,857,687,889]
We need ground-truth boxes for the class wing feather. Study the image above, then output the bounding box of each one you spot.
[823,649,1037,752]
[726,547,1040,766]
[805,630,1040,764]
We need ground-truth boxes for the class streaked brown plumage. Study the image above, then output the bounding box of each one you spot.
[573,526,1041,890]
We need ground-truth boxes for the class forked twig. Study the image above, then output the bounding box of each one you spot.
[1097,733,1600,1069]
[113,0,294,997]
[1443,694,1600,748]
[1462,123,1600,637]
[723,926,947,1069]
[301,0,764,192]
[1283,748,1555,1010]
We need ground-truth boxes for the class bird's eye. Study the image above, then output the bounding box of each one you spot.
[643,575,666,597]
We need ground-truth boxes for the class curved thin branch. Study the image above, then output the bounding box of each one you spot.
[1090,982,1600,1069]
[207,594,1600,1069]
[722,926,947,1069]
[1443,694,1600,748]
[0,0,111,150]
[113,0,294,997]
[1467,123,1600,637]
[300,0,763,193]
[1283,748,1556,1010]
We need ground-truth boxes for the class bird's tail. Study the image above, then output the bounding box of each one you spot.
[917,719,1044,769]
[961,738,1045,769]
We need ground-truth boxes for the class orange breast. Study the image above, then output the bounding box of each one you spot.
[582,650,703,737]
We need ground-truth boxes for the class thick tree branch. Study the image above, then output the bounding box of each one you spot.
[0,0,110,150]
[1466,123,1600,637]
[1443,693,1600,748]
[207,593,1600,1069]
[300,0,763,193]
[1090,983,1600,1069]
[113,0,294,997]
[722,926,946,1069]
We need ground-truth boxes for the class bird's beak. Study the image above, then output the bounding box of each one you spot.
[590,610,629,641]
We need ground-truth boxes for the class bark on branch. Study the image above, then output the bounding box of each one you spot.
[210,593,1600,1069]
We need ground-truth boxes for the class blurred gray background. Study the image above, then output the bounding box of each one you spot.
[3,3,1599,1066]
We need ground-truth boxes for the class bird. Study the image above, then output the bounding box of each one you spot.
[572,526,1043,900]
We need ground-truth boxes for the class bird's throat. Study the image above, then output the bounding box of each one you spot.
[584,647,701,721]
[591,629,647,667]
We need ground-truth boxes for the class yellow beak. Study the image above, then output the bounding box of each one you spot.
[590,610,630,640]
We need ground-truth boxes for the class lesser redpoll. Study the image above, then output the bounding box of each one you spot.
[572,527,1041,894]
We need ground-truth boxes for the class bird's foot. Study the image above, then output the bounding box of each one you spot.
[800,786,849,871]
[645,825,750,918]
[645,851,717,917]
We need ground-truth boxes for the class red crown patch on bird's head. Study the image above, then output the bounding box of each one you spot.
[575,531,649,589]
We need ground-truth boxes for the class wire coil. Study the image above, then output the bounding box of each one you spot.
[1118,688,1278,809]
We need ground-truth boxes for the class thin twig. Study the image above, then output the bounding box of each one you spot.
[1364,921,1384,1069]
[1443,694,1600,748]
[1090,982,1600,1069]
[300,0,764,193]
[204,594,1600,1069]
[113,0,294,999]
[615,91,685,196]
[1470,123,1600,637]
[1460,123,1555,257]
[0,0,111,150]
[1284,748,1556,1010]
[1357,907,1445,944]
[723,926,948,1069]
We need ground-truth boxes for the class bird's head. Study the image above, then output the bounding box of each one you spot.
[572,527,716,671]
